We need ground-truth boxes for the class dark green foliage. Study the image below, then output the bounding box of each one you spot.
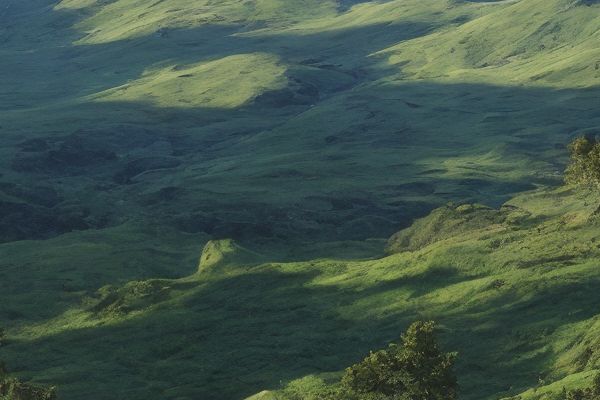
[565,136,600,188]
[565,374,600,400]
[0,329,5,347]
[321,321,458,400]
[0,365,57,400]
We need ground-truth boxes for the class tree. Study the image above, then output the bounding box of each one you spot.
[565,135,600,188]
[335,321,458,400]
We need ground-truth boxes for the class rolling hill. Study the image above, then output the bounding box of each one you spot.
[1,0,600,399]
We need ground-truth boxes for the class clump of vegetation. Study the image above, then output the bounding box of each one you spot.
[0,363,57,400]
[318,321,458,400]
[564,373,600,400]
[565,136,600,188]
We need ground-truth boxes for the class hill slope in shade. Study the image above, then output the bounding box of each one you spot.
[3,0,600,249]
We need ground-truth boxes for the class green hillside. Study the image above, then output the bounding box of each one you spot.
[1,0,600,399]
[2,186,600,399]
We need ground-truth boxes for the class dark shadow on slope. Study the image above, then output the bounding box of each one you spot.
[2,267,599,400]
[441,276,600,398]
[359,266,471,299]
[6,81,596,246]
[2,80,599,328]
[0,2,437,110]
[337,0,378,12]
[0,269,415,400]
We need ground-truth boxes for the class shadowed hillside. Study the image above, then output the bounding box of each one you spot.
[2,186,600,399]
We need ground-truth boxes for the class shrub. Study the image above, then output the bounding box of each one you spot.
[326,321,458,400]
[565,135,600,188]
[0,362,57,400]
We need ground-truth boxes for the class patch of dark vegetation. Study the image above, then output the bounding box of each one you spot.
[0,183,62,208]
[254,83,319,108]
[168,196,417,242]
[405,101,423,109]
[172,207,279,238]
[173,213,220,234]
[11,126,174,177]
[0,200,91,243]
[12,132,117,175]
[324,135,341,144]
[336,0,373,12]
[254,64,364,108]
[384,182,437,196]
[418,168,447,176]
[139,186,186,206]
[0,363,57,400]
[0,181,113,242]
[0,310,25,322]
[113,157,181,184]
[575,0,600,6]
[489,279,506,289]
[565,135,600,188]
[457,178,536,198]
[451,14,471,25]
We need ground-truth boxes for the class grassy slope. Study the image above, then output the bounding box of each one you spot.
[3,186,600,400]
[383,0,600,87]
[1,0,600,399]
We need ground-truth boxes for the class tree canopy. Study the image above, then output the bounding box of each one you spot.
[319,321,458,400]
[565,135,600,188]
